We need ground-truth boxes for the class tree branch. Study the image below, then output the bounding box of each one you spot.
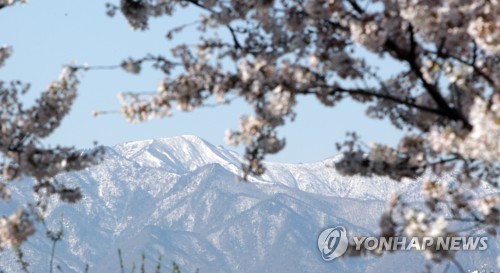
[384,28,472,129]
[346,0,364,15]
[301,86,448,117]
[182,0,242,50]
[431,49,497,88]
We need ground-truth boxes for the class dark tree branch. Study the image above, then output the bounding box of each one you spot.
[431,49,497,88]
[182,0,242,50]
[300,86,448,117]
[384,30,473,129]
[227,25,243,50]
[346,0,364,15]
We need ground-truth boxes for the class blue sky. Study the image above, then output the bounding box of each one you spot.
[0,0,402,163]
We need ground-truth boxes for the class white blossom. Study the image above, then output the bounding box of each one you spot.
[0,0,27,9]
[475,195,500,218]
[121,58,142,74]
[422,179,447,200]
[467,7,500,55]
[404,210,447,237]
[350,19,387,53]
[120,0,150,30]
[3,0,499,261]
[369,143,399,165]
[0,210,35,250]
[0,45,12,68]
[428,95,500,163]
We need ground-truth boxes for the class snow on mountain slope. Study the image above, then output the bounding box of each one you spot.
[113,136,241,173]
[0,135,496,273]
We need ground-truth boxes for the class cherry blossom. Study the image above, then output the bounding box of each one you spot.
[99,0,499,266]
[0,0,27,10]
[0,46,103,248]
[0,210,34,250]
[0,0,498,267]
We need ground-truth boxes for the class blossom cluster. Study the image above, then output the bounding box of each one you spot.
[429,95,500,163]
[105,1,500,259]
[0,210,34,250]
[0,0,27,10]
[1,51,103,249]
[0,45,12,68]
[404,210,448,238]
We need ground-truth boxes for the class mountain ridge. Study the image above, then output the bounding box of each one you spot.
[0,135,496,273]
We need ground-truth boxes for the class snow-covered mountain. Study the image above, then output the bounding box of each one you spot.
[0,135,497,273]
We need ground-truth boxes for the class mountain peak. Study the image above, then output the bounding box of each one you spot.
[4,136,495,273]
[115,135,208,149]
[151,134,209,146]
[112,135,241,172]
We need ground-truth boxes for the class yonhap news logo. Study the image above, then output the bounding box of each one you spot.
[317,225,489,262]
[317,226,348,261]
